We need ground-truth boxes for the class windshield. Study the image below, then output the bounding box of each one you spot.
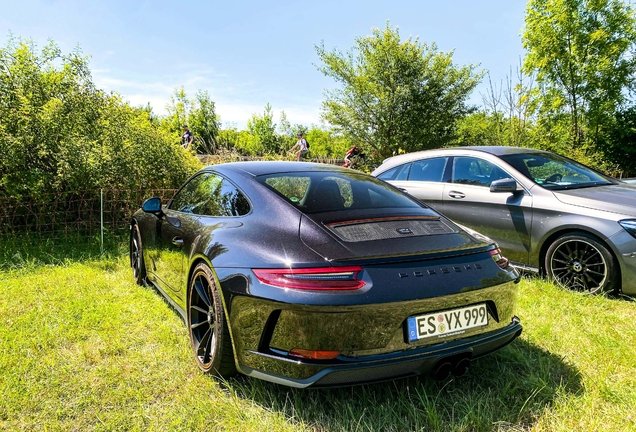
[500,152,615,190]
[256,170,423,214]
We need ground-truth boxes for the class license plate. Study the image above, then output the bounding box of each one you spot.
[406,304,488,342]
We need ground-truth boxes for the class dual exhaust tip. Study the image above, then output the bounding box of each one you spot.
[431,357,471,381]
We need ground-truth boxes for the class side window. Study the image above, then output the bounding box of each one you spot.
[169,173,250,216]
[377,166,399,180]
[207,179,251,216]
[395,163,411,181]
[169,174,210,214]
[452,157,507,187]
[408,157,448,182]
[377,163,411,181]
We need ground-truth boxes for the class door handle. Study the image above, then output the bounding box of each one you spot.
[448,190,466,199]
[172,237,184,247]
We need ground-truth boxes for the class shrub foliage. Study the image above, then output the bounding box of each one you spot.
[0,38,200,201]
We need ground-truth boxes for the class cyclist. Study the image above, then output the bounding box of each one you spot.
[289,133,309,161]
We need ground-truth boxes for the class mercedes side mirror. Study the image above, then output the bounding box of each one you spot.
[490,178,519,193]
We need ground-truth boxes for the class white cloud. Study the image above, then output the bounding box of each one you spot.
[218,103,322,130]
[92,69,322,129]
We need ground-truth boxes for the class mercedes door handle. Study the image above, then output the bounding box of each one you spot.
[448,190,466,199]
[172,237,184,247]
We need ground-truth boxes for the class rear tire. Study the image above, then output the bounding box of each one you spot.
[545,232,618,294]
[187,263,236,377]
[130,225,147,286]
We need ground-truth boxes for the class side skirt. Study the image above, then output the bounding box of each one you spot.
[146,273,187,321]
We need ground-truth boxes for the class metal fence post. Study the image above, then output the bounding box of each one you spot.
[100,188,104,254]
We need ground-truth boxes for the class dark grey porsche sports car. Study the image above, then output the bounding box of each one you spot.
[129,161,522,388]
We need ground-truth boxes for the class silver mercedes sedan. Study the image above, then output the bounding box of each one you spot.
[371,146,636,295]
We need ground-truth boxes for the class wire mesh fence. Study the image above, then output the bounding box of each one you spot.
[0,188,177,266]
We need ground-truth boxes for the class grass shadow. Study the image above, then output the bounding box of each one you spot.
[0,235,127,271]
[223,339,582,431]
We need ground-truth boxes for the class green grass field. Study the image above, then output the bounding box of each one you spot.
[1,255,635,431]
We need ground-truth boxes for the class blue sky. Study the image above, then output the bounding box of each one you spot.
[0,0,527,129]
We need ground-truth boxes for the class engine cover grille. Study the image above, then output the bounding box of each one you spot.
[327,217,457,242]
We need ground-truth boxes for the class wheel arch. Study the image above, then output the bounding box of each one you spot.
[186,255,239,360]
[186,255,215,300]
[537,227,622,283]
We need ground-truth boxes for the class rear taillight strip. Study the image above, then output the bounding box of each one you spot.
[252,266,365,290]
[489,248,510,269]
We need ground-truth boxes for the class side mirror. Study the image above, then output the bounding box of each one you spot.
[142,197,163,216]
[490,178,519,193]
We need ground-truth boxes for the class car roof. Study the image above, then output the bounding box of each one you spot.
[460,146,549,156]
[204,161,352,177]
[378,146,549,168]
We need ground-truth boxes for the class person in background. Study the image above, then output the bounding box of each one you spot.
[289,133,308,161]
[182,125,194,150]
[343,145,361,168]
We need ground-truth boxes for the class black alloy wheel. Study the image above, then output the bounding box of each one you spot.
[131,225,146,286]
[545,232,617,294]
[187,263,236,377]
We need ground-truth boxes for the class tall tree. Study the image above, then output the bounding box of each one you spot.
[315,23,482,160]
[247,103,280,154]
[164,88,220,153]
[188,91,221,153]
[523,0,636,149]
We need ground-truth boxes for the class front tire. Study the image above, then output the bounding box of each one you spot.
[130,225,147,286]
[545,232,618,294]
[187,263,236,377]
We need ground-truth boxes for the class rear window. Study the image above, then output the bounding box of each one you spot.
[257,170,422,214]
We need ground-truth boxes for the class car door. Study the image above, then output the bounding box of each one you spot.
[383,157,449,212]
[153,174,212,308]
[441,156,533,265]
[157,173,252,309]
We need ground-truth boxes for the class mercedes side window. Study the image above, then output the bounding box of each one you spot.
[452,157,508,187]
[377,163,411,181]
[395,163,411,180]
[408,157,448,182]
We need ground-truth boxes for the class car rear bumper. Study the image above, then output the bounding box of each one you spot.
[217,253,520,387]
[237,318,522,388]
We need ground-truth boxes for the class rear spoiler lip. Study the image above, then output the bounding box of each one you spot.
[324,244,497,266]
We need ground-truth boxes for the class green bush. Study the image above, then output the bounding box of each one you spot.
[0,37,200,201]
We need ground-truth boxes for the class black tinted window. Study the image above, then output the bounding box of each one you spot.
[395,163,411,180]
[170,173,250,216]
[257,171,422,214]
[377,163,410,181]
[452,157,501,187]
[377,166,399,180]
[409,157,448,182]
